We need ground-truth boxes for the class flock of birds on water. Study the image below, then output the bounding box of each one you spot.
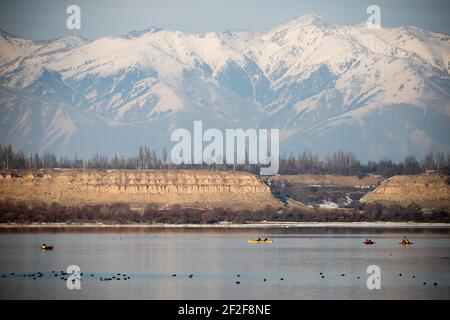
[0,270,440,287]
[0,237,442,288]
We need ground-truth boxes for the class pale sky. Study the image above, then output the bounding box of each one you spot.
[0,0,449,40]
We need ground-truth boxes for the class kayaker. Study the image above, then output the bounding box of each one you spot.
[401,236,412,245]
[41,243,54,250]
[257,238,261,241]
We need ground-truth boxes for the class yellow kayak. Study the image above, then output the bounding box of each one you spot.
[247,239,273,244]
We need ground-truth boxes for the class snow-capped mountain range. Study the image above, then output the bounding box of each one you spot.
[1,13,449,161]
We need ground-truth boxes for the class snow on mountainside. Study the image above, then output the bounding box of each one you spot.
[0,13,449,161]
[0,30,88,65]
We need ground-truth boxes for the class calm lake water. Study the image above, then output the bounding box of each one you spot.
[0,226,449,299]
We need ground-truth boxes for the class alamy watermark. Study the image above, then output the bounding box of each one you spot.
[170,121,279,175]
[66,5,81,30]
[367,5,381,29]
[366,265,381,290]
[66,265,81,290]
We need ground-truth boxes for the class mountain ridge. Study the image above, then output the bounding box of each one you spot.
[0,13,449,161]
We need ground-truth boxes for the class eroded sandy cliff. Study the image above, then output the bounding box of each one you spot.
[361,173,450,209]
[0,169,283,210]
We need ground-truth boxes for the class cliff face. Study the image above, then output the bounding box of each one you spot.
[360,174,450,209]
[0,169,282,210]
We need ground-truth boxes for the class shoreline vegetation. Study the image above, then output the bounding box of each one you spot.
[1,222,449,229]
[0,200,448,224]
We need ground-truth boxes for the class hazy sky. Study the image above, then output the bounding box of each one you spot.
[0,0,449,40]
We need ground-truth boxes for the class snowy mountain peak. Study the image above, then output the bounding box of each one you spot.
[50,33,89,45]
[40,34,89,51]
[283,12,329,27]
[121,27,163,39]
[0,28,18,39]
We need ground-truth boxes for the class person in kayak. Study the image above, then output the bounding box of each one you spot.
[41,243,54,250]
[401,236,411,245]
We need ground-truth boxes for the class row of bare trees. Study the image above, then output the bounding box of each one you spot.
[1,144,449,177]
[278,149,450,176]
